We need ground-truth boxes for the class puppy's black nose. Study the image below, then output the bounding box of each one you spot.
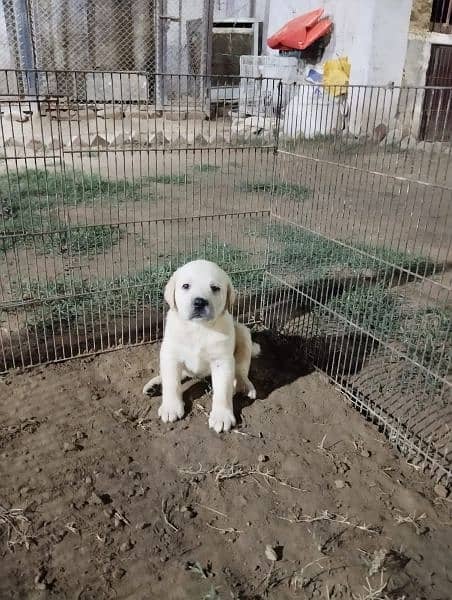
[193,297,208,308]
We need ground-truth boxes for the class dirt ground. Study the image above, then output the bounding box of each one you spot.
[1,332,451,600]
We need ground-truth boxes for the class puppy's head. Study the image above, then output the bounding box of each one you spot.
[164,259,236,322]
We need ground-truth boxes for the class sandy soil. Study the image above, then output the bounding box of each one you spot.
[1,333,451,600]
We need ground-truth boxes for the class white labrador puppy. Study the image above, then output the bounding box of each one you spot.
[142,259,260,432]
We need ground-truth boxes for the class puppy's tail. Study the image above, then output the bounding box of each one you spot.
[251,342,261,358]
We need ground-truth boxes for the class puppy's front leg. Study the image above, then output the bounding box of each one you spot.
[158,352,184,423]
[209,358,236,433]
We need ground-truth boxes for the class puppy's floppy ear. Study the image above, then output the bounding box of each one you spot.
[226,277,236,313]
[164,272,177,310]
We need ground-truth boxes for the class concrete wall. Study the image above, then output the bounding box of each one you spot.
[263,0,413,135]
[264,0,413,87]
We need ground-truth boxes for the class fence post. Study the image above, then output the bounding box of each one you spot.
[14,0,37,94]
[200,0,213,116]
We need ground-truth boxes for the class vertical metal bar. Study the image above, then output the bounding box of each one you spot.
[200,0,213,115]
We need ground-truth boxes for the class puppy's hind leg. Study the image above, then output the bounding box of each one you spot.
[142,374,162,396]
[143,368,192,396]
[234,323,258,400]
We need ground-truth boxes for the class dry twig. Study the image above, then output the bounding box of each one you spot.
[161,498,178,533]
[353,572,392,600]
[206,523,243,534]
[276,510,380,534]
[0,504,31,551]
[394,511,426,534]
[179,462,306,492]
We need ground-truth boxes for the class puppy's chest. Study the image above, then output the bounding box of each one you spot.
[177,332,232,378]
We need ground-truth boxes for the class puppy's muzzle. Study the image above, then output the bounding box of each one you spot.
[191,297,210,320]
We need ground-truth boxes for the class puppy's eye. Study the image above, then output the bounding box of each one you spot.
[182,283,190,290]
[210,285,220,293]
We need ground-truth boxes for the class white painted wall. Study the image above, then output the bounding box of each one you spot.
[262,0,413,134]
[264,0,413,87]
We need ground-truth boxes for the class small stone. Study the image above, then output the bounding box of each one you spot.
[35,581,47,591]
[34,570,47,590]
[112,567,126,580]
[382,127,403,146]
[135,521,148,530]
[63,441,74,452]
[334,479,346,489]
[186,110,205,120]
[103,507,115,518]
[90,134,108,148]
[360,449,371,458]
[70,135,88,148]
[89,491,103,505]
[165,110,187,121]
[400,134,417,151]
[434,483,449,499]
[19,486,30,497]
[26,139,45,151]
[85,476,93,485]
[258,454,269,463]
[170,135,188,148]
[149,131,169,146]
[111,133,131,146]
[193,133,208,147]
[120,540,132,552]
[265,545,278,562]
[373,123,387,143]
[98,107,124,120]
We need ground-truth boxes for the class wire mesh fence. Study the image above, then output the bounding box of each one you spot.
[0,0,212,103]
[0,70,451,485]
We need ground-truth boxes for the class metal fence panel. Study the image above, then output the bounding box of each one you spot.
[264,82,451,484]
[0,70,451,486]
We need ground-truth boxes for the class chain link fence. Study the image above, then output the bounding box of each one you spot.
[0,0,212,103]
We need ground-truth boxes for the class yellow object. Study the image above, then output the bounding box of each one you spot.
[323,57,351,96]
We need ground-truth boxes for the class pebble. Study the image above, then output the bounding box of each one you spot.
[360,449,371,458]
[120,540,132,552]
[258,454,269,463]
[112,567,126,580]
[89,491,103,505]
[135,521,149,530]
[334,479,346,489]
[85,476,93,485]
[434,483,449,499]
[180,505,196,519]
[264,545,278,562]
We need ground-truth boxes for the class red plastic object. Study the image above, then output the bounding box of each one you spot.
[267,8,333,51]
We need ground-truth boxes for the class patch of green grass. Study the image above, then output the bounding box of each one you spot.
[0,169,144,209]
[399,307,451,393]
[320,283,402,339]
[259,222,436,282]
[0,169,152,253]
[14,239,265,329]
[145,174,190,185]
[317,284,451,396]
[239,180,310,201]
[193,164,220,173]
[40,224,121,256]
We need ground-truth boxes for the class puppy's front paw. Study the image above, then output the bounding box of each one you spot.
[209,408,236,433]
[158,400,184,423]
